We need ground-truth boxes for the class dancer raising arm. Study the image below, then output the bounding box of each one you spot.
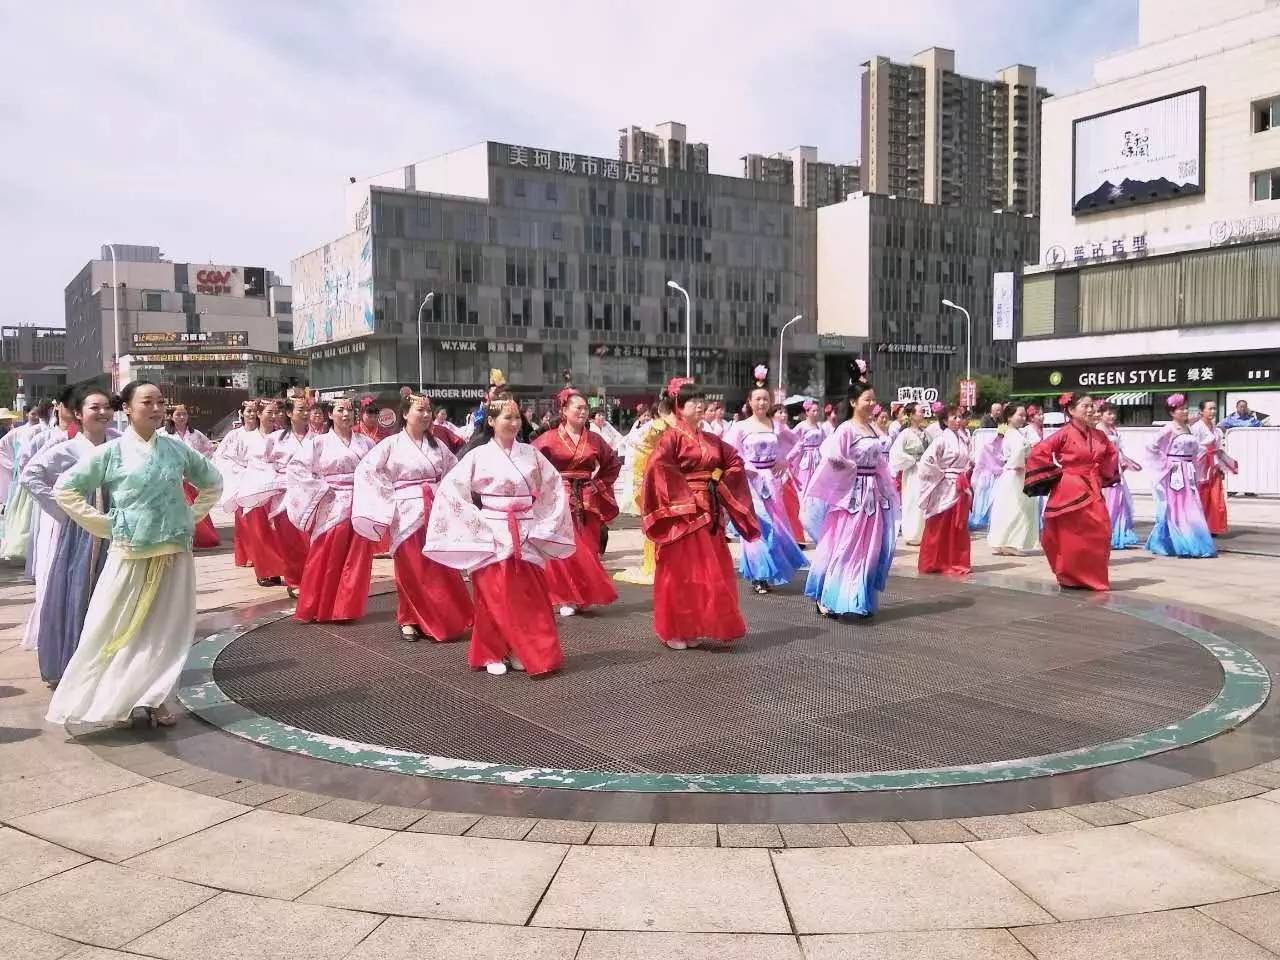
[285,397,376,622]
[1025,393,1120,590]
[641,379,760,649]
[354,394,473,642]
[424,397,574,675]
[804,379,898,619]
[47,381,222,728]
[532,389,621,617]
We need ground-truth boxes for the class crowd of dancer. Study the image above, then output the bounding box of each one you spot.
[0,362,1244,730]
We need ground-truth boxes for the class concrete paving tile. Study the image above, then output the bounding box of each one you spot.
[718,823,783,847]
[0,761,146,819]
[1195,775,1270,800]
[1264,788,1280,803]
[1011,809,1090,834]
[127,891,382,960]
[1155,784,1229,808]
[0,916,78,960]
[772,844,1052,934]
[1112,793,1192,818]
[1009,909,1276,960]
[10,781,247,862]
[526,819,596,844]
[0,860,215,948]
[653,823,718,847]
[838,822,912,846]
[305,797,380,823]
[1136,797,1280,885]
[1200,892,1280,954]
[259,791,331,814]
[779,824,848,847]
[407,811,481,835]
[218,783,291,807]
[154,767,221,788]
[0,729,103,785]
[465,815,537,839]
[578,931,801,959]
[126,808,390,899]
[183,774,255,797]
[802,930,1034,959]
[353,805,427,831]
[0,826,90,895]
[301,831,567,924]
[899,819,977,843]
[58,949,147,960]
[1061,802,1142,827]
[346,916,583,960]
[588,822,655,845]
[970,824,1268,921]
[533,846,789,933]
[1232,768,1280,789]
[957,815,1037,840]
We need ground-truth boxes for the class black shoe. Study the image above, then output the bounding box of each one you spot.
[753,581,770,595]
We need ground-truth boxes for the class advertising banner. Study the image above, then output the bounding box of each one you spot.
[992,272,1015,342]
[292,221,375,350]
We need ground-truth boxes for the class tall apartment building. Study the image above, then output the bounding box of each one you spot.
[618,121,710,173]
[1,324,66,404]
[743,147,861,209]
[861,48,1047,215]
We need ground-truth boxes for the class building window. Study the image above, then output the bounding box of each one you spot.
[1254,96,1280,133]
[514,178,527,197]
[1253,168,1280,201]
[144,292,162,311]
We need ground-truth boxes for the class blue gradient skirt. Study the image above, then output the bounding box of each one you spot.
[737,490,807,586]
[1146,484,1217,558]
[805,503,895,617]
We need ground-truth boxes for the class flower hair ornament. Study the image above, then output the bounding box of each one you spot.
[360,394,376,409]
[488,368,507,389]
[556,386,579,407]
[803,399,818,413]
[824,403,834,415]
[1057,392,1074,410]
[1166,393,1186,411]
[753,363,769,387]
[667,376,694,399]
[1026,404,1040,418]
[872,404,884,417]
[931,401,944,415]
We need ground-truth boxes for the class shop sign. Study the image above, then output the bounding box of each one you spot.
[1210,214,1280,247]
[191,267,241,296]
[1013,351,1280,394]
[1044,234,1148,266]
[589,342,716,360]
[436,339,526,354]
[311,340,368,360]
[502,143,660,185]
[133,331,248,349]
[129,351,307,367]
[877,343,954,355]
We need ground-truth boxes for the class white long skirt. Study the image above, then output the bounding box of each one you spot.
[46,550,195,724]
[20,510,61,651]
[900,465,926,546]
[987,469,1040,553]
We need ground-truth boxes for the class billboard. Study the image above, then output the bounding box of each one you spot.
[992,272,1015,341]
[291,221,374,350]
[1072,87,1204,216]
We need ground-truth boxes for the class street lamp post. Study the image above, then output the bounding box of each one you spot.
[941,299,972,381]
[106,244,119,393]
[666,280,692,379]
[416,291,435,393]
[777,314,802,397]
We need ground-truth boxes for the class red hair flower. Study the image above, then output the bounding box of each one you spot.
[667,376,694,399]
[1057,392,1074,409]
[1027,404,1040,417]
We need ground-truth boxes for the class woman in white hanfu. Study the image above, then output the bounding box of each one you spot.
[212,400,259,568]
[47,381,222,728]
[284,397,376,623]
[353,394,473,642]
[888,402,929,545]
[226,399,291,587]
[424,398,574,676]
[986,403,1040,556]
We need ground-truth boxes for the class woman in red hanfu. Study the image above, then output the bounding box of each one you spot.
[641,378,761,649]
[1192,400,1236,536]
[916,405,974,576]
[532,389,621,616]
[1024,392,1120,591]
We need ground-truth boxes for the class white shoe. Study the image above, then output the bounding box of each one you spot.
[508,655,526,672]
[485,662,508,675]
[559,605,577,617]
[666,640,688,650]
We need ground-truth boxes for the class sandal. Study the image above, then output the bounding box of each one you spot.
[151,706,178,727]
[753,581,770,595]
[400,625,421,642]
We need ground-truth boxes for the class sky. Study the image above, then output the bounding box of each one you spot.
[0,0,1138,329]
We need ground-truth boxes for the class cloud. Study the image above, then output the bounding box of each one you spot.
[0,0,1135,329]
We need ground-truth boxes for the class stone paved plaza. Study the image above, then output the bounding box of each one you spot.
[3,501,1280,959]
